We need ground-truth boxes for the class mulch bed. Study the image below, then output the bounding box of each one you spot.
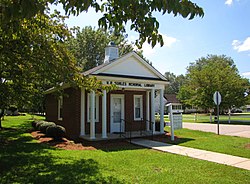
[31,131,96,150]
[30,130,136,151]
[30,129,183,151]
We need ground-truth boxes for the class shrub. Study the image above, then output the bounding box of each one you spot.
[31,121,38,129]
[31,120,44,129]
[35,121,46,130]
[39,122,56,133]
[46,125,66,140]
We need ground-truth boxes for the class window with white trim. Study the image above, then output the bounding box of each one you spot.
[58,96,63,120]
[87,93,99,122]
[134,95,143,120]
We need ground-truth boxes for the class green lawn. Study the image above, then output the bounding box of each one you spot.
[164,127,250,158]
[163,113,250,125]
[1,115,250,184]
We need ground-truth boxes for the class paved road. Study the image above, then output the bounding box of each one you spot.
[183,123,250,138]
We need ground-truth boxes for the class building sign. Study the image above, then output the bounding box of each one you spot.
[106,81,155,88]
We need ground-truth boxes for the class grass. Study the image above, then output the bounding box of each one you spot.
[164,127,250,158]
[0,115,250,184]
[162,113,250,125]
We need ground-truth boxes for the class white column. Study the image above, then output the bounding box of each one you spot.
[146,91,150,131]
[102,90,107,138]
[160,89,164,133]
[151,88,155,133]
[80,88,85,136]
[90,90,96,139]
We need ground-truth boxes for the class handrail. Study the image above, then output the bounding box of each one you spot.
[120,118,132,143]
[140,118,143,135]
[145,119,154,140]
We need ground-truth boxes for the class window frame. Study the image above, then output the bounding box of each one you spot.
[58,96,63,120]
[134,95,143,121]
[87,93,99,122]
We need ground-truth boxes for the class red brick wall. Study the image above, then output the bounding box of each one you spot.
[46,88,148,138]
[45,94,58,123]
[45,88,81,139]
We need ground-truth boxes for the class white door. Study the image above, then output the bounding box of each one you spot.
[110,95,125,133]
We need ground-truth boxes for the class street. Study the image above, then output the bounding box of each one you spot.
[183,122,250,138]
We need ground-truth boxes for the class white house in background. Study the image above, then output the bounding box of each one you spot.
[246,105,250,112]
[164,94,183,113]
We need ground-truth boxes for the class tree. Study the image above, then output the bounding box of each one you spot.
[1,0,204,48]
[164,72,186,94]
[0,12,108,129]
[178,55,250,112]
[67,26,134,71]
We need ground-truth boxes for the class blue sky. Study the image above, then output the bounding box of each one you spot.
[51,0,250,79]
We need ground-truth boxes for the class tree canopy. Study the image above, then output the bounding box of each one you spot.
[164,72,186,94]
[0,12,107,111]
[1,0,204,48]
[67,26,134,71]
[178,55,250,111]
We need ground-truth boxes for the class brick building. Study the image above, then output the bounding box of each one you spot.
[45,43,168,140]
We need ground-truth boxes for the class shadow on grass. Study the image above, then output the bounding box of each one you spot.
[1,155,123,183]
[80,139,142,152]
[0,122,124,183]
[0,154,122,184]
[78,132,196,152]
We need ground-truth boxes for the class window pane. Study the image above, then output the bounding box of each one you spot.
[135,107,140,118]
[135,98,140,108]
[113,112,121,123]
[134,96,142,120]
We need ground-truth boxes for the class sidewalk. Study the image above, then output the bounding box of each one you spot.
[131,139,250,171]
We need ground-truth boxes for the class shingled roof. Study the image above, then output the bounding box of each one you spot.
[164,94,181,104]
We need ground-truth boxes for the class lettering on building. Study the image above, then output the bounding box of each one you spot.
[106,81,155,88]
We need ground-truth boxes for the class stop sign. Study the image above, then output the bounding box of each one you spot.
[213,91,221,105]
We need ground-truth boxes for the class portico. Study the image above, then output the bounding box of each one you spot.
[79,51,167,140]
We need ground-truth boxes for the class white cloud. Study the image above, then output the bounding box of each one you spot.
[242,72,250,79]
[127,32,177,57]
[162,34,177,47]
[141,34,177,57]
[232,37,250,52]
[225,0,233,6]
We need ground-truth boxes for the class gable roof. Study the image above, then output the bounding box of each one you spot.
[83,51,167,81]
[45,51,168,94]
[164,94,181,104]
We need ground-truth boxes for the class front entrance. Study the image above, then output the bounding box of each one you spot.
[110,94,125,133]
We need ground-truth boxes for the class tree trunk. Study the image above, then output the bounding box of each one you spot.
[0,109,4,130]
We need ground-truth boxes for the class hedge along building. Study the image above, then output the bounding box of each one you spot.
[45,43,168,140]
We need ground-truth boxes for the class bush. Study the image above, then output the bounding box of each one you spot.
[39,122,56,133]
[35,120,46,130]
[31,121,38,129]
[31,120,44,129]
[46,125,66,140]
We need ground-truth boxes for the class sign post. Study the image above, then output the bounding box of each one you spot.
[166,103,174,141]
[213,91,221,135]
